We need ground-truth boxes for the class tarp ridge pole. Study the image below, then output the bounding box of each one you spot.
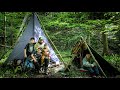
[70,39,82,66]
[44,29,71,71]
[3,13,30,63]
[15,13,30,46]
[35,13,70,71]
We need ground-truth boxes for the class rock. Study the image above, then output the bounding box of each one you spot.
[49,63,65,74]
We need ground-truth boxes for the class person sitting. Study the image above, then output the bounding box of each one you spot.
[24,37,36,60]
[34,37,46,51]
[41,44,50,75]
[72,40,88,71]
[30,48,42,72]
[82,52,101,78]
[24,37,40,72]
[32,48,42,67]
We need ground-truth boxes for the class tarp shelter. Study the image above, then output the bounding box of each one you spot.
[6,13,60,64]
[72,37,120,77]
[89,46,120,77]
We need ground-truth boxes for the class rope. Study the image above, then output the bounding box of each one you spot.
[35,13,69,71]
[81,36,107,78]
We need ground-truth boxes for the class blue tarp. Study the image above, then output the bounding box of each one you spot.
[7,13,60,64]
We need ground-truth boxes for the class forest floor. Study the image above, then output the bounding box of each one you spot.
[0,51,90,78]
[0,63,90,78]
[0,51,120,78]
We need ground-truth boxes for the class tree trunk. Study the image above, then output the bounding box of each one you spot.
[102,32,109,55]
[3,12,6,50]
[10,17,14,46]
[10,31,13,46]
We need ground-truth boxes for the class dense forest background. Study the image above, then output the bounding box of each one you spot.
[0,12,120,78]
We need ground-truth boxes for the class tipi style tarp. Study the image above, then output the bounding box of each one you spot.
[6,13,60,64]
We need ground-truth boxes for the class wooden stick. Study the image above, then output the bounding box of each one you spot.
[72,41,81,54]
[36,13,70,71]
[1,13,30,63]
[56,54,72,58]
[10,16,14,46]
[3,12,6,51]
[44,30,68,67]
[70,38,84,67]
[81,36,107,78]
[14,13,30,46]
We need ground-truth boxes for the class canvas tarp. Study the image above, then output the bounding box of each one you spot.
[6,13,60,64]
[89,46,120,77]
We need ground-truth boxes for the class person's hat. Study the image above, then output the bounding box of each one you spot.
[39,37,43,41]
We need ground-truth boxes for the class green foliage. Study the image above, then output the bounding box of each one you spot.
[0,12,27,45]
[0,12,120,78]
[104,55,120,71]
[0,48,12,62]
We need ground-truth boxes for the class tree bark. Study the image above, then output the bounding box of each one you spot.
[102,32,109,55]
[10,17,14,46]
[10,31,13,46]
[3,12,6,50]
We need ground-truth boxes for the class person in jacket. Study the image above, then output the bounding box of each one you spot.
[24,37,40,72]
[82,52,101,78]
[41,43,50,75]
